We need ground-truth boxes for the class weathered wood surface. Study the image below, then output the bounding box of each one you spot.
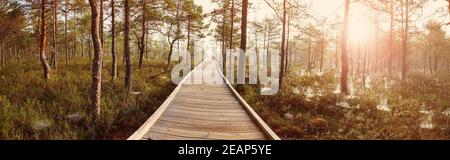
[128,55,280,140]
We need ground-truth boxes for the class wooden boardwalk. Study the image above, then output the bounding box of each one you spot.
[128,55,280,140]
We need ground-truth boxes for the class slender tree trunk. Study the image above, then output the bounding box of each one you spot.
[308,36,311,72]
[340,0,350,95]
[72,10,77,60]
[81,9,84,59]
[146,30,149,60]
[429,52,433,74]
[40,0,51,80]
[335,35,339,70]
[357,43,361,75]
[263,22,267,61]
[187,20,191,51]
[423,49,426,74]
[88,0,103,116]
[279,0,286,89]
[434,52,438,73]
[111,0,117,80]
[374,18,379,73]
[51,0,58,70]
[320,31,324,72]
[0,42,3,67]
[363,39,368,87]
[266,25,271,70]
[124,0,132,92]
[167,39,177,65]
[100,0,104,46]
[255,29,260,85]
[88,33,92,59]
[139,1,146,69]
[64,0,68,64]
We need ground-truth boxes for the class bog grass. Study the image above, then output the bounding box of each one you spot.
[239,69,450,140]
[0,58,175,140]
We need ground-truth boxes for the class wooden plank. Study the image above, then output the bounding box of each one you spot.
[153,120,262,133]
[158,116,259,127]
[178,89,231,94]
[170,105,246,113]
[165,107,250,117]
[182,84,229,88]
[173,97,241,105]
[177,94,237,101]
[169,103,242,110]
[177,92,233,97]
[170,101,240,108]
[160,113,252,122]
[177,90,233,96]
[162,110,251,120]
[180,86,231,91]
[150,126,267,140]
[143,131,206,140]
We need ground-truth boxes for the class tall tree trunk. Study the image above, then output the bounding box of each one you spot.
[229,0,234,50]
[221,17,226,74]
[51,0,58,70]
[124,0,132,92]
[388,0,394,76]
[340,0,350,95]
[285,10,290,75]
[40,0,51,80]
[88,0,104,117]
[401,0,409,80]
[111,0,117,80]
[279,0,286,88]
[255,28,260,85]
[238,0,248,85]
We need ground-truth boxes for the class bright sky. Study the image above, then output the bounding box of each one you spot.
[194,0,450,37]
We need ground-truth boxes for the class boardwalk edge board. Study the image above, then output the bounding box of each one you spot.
[127,61,207,140]
[213,61,281,140]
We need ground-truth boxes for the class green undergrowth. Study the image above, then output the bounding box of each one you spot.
[0,58,175,140]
